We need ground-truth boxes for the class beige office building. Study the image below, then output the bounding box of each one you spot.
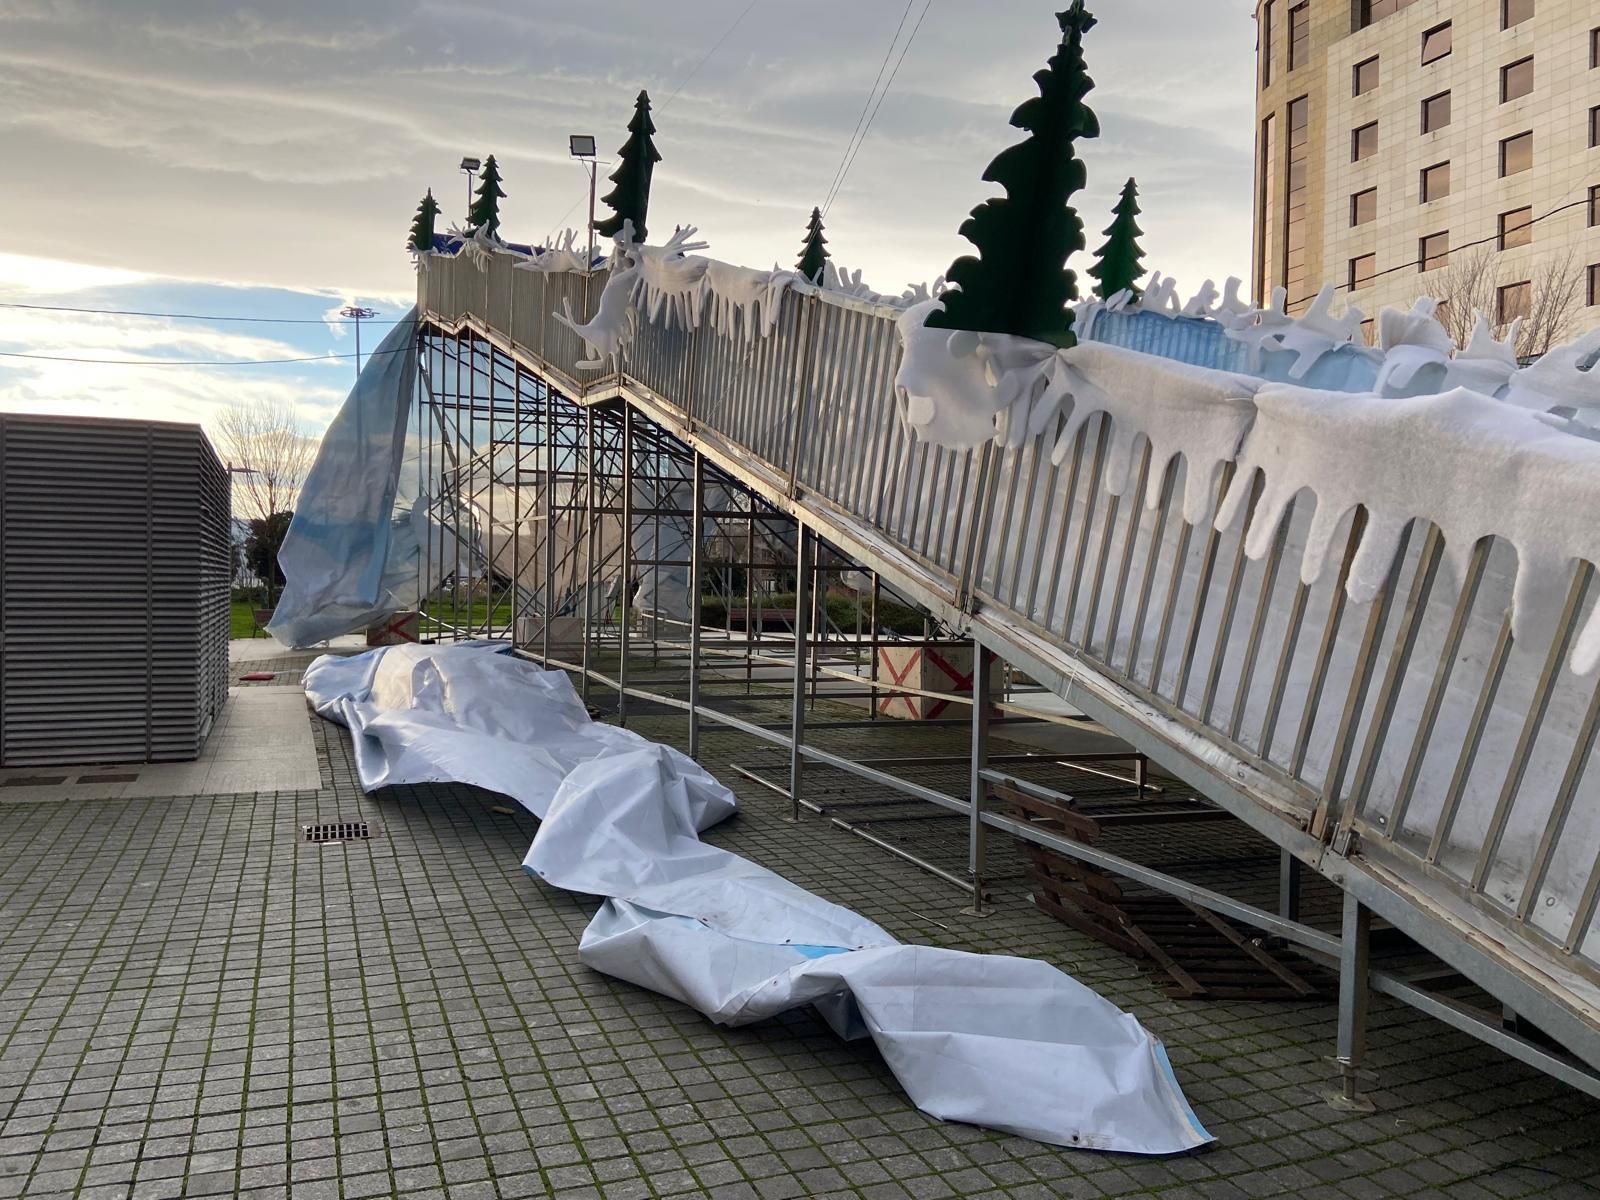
[1252,0,1600,346]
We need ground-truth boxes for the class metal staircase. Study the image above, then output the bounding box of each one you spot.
[416,251,1600,1102]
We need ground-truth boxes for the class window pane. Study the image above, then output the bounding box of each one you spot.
[1361,0,1421,28]
[1420,232,1449,272]
[1354,56,1379,96]
[1351,189,1377,226]
[1590,185,1599,228]
[1353,121,1378,161]
[1498,207,1532,250]
[1360,318,1375,347]
[1502,0,1533,29]
[1498,281,1531,324]
[1434,300,1451,331]
[1422,92,1451,132]
[1500,131,1533,176]
[1262,0,1275,88]
[1589,264,1600,307]
[1421,22,1451,65]
[1350,254,1376,289]
[1421,162,1450,202]
[1501,58,1533,103]
[1592,107,1600,149]
[1288,3,1310,71]
[1593,28,1599,70]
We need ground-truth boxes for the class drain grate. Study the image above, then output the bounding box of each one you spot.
[2,775,68,787]
[78,772,139,784]
[302,821,374,844]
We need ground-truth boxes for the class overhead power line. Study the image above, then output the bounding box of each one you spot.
[824,0,935,218]
[0,346,411,368]
[658,0,761,112]
[821,0,918,214]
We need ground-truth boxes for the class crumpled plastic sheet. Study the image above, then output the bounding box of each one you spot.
[303,642,1213,1155]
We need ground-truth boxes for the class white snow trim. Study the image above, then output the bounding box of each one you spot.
[514,228,592,274]
[701,260,796,342]
[1220,384,1600,675]
[893,300,1259,525]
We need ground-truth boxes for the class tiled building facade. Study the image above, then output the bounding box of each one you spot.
[1253,0,1600,342]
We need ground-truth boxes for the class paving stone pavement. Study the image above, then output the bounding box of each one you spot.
[2,675,1599,1199]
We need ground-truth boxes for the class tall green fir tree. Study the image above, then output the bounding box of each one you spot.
[594,90,663,244]
[408,189,441,252]
[1088,177,1146,301]
[796,207,830,283]
[926,2,1099,348]
[467,156,507,238]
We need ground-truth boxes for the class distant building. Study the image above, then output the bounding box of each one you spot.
[1252,0,1599,344]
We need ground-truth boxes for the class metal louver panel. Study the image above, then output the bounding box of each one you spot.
[0,414,231,766]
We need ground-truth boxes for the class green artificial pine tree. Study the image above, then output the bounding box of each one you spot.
[408,189,441,252]
[796,208,830,283]
[594,90,663,244]
[466,156,507,238]
[1088,177,1145,301]
[926,3,1100,348]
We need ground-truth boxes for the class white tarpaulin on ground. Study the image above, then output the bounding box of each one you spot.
[303,642,1213,1155]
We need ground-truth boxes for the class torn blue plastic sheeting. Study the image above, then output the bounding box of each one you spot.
[268,309,433,649]
[303,642,1214,1156]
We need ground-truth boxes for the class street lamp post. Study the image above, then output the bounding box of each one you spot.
[340,306,379,381]
[569,135,597,267]
[459,156,481,222]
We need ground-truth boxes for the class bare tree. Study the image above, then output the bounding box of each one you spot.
[216,396,314,522]
[1427,245,1585,359]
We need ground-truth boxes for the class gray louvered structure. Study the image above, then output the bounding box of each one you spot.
[0,413,231,766]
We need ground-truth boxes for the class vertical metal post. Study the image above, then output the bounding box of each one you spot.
[619,405,635,726]
[581,407,594,704]
[1278,851,1302,922]
[869,573,881,720]
[543,385,555,663]
[788,523,812,821]
[1331,891,1375,1111]
[688,450,705,759]
[968,640,994,915]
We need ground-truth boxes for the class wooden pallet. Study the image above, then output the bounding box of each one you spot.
[995,783,1331,1002]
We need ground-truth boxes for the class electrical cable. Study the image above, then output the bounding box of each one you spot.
[0,345,412,368]
[821,0,918,215]
[823,0,935,218]
[658,0,760,112]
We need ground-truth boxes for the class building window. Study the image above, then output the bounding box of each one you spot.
[1261,0,1275,88]
[1422,91,1451,132]
[1284,97,1310,307]
[1590,184,1599,227]
[1349,254,1376,290]
[1589,264,1600,307]
[1435,300,1451,331]
[1288,3,1310,71]
[1501,57,1534,102]
[1353,55,1379,96]
[1420,161,1450,202]
[1257,112,1278,304]
[1420,232,1449,272]
[1502,0,1533,29]
[1498,280,1531,324]
[1352,121,1378,162]
[1361,0,1419,27]
[1500,131,1533,176]
[1351,188,1377,226]
[1592,28,1599,69]
[1498,207,1532,249]
[1360,318,1375,347]
[1421,22,1452,65]
[1592,107,1600,148]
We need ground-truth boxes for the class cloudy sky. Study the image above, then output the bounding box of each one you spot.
[0,0,1258,442]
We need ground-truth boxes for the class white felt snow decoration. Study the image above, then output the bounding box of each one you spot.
[1272,283,1369,379]
[1180,279,1220,319]
[1502,325,1600,424]
[631,226,711,331]
[1219,384,1600,675]
[702,261,794,342]
[554,257,641,371]
[516,229,592,274]
[1373,299,1453,395]
[1215,278,1251,321]
[1137,273,1181,317]
[451,222,505,273]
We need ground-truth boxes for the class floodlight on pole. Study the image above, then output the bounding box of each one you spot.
[569,135,597,269]
[459,155,481,217]
[340,306,379,381]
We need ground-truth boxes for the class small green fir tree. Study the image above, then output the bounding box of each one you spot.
[926,3,1099,348]
[796,208,830,283]
[467,156,507,238]
[1088,177,1145,300]
[408,189,441,252]
[594,90,663,244]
